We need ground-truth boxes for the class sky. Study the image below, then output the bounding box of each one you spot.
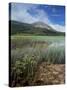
[9,3,65,32]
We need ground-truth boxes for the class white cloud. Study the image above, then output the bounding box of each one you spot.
[51,14,61,17]
[11,4,50,24]
[50,24,65,32]
[52,8,57,13]
[11,3,65,32]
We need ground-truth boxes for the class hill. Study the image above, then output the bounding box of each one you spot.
[10,20,65,36]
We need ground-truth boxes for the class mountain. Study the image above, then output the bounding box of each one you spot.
[10,20,65,36]
[32,22,53,30]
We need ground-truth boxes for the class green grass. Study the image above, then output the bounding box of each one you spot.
[11,35,64,48]
[11,35,64,41]
[10,35,65,87]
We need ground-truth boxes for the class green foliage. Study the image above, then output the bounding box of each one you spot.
[10,36,65,87]
[45,46,65,64]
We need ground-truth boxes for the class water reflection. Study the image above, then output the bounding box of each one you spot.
[49,41,65,48]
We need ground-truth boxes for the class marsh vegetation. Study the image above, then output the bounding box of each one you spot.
[10,35,65,87]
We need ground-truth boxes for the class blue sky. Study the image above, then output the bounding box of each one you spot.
[10,3,65,32]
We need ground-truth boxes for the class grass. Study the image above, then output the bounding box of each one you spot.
[11,35,64,42]
[10,35,65,87]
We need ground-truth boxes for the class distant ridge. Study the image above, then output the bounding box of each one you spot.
[10,20,65,36]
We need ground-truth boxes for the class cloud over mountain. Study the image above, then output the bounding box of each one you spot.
[10,3,65,32]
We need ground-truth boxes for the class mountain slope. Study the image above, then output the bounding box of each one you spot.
[10,20,65,36]
[32,22,53,30]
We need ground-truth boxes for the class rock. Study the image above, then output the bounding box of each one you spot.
[52,80,59,84]
[32,63,65,85]
[53,71,59,75]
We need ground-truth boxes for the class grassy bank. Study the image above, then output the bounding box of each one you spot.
[10,35,65,87]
